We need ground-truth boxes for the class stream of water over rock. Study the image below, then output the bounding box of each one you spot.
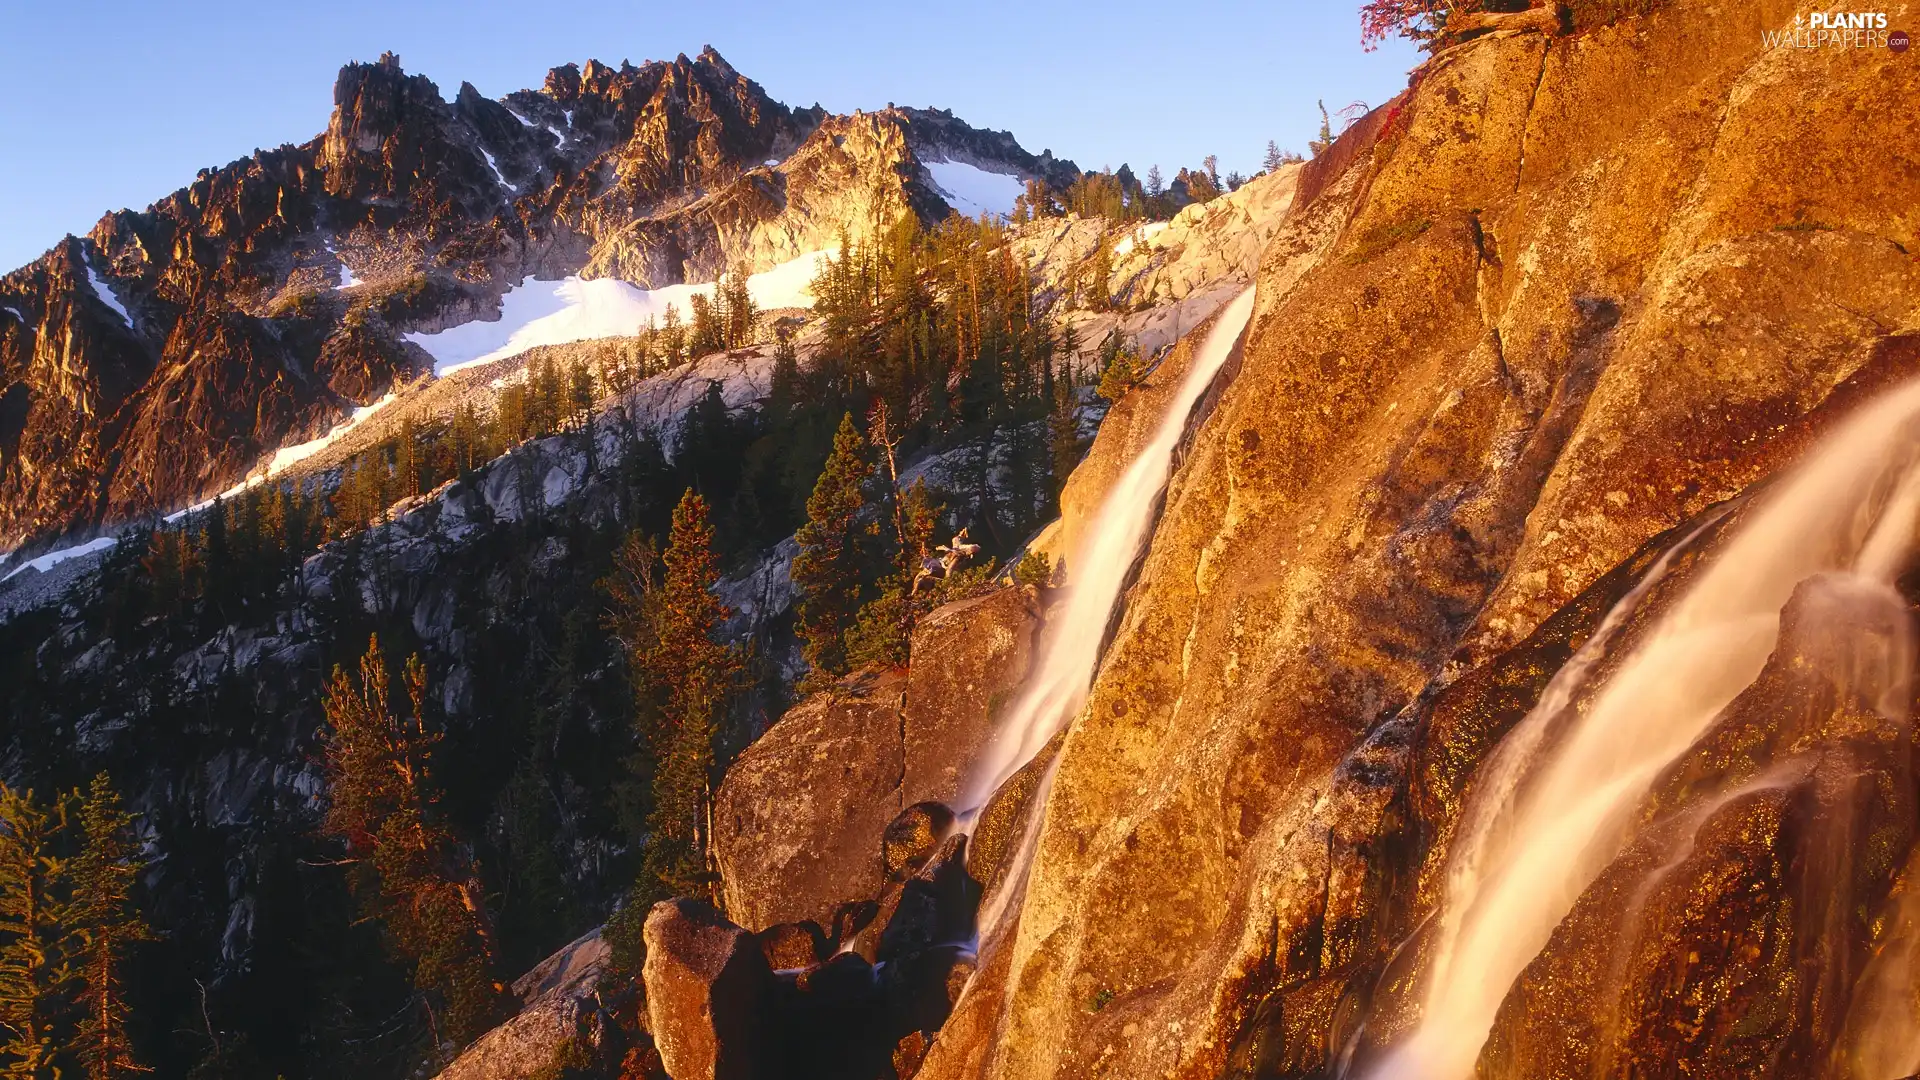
[963,285,1258,813]
[1367,376,1920,1080]
[959,286,1256,940]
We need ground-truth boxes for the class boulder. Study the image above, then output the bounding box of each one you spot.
[826,899,880,953]
[882,801,955,882]
[432,928,612,1080]
[755,921,827,971]
[841,881,906,966]
[713,669,907,930]
[641,900,774,1080]
[715,588,1037,933]
[901,589,1040,808]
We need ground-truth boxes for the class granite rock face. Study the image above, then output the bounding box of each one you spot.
[895,3,1920,1078]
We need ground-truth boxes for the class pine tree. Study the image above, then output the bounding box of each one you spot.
[319,637,500,1051]
[1049,378,1083,508]
[844,479,938,671]
[1264,140,1286,172]
[566,357,595,432]
[1311,101,1335,157]
[1085,239,1113,312]
[0,786,71,1080]
[67,776,149,1080]
[659,304,687,368]
[718,264,758,349]
[687,294,723,357]
[640,492,740,899]
[398,416,422,500]
[1145,165,1164,198]
[791,414,873,687]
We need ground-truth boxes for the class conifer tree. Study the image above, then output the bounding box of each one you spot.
[791,413,873,686]
[718,264,758,349]
[659,304,687,368]
[638,492,740,899]
[687,294,723,357]
[566,358,595,432]
[1049,378,1084,508]
[0,786,70,1080]
[1263,140,1286,172]
[68,776,149,1080]
[1311,100,1335,157]
[1085,239,1113,311]
[844,479,938,671]
[319,637,500,1051]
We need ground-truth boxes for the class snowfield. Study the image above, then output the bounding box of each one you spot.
[925,159,1025,220]
[326,240,361,288]
[406,250,833,376]
[1,535,117,583]
[249,393,398,484]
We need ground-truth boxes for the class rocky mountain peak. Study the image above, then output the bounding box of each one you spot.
[323,56,460,202]
[0,48,1075,556]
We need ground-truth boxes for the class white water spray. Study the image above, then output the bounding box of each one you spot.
[1377,376,1920,1080]
[962,286,1256,813]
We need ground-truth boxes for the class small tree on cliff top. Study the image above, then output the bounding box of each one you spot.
[1360,0,1481,49]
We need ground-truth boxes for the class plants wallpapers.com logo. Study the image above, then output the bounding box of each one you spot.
[1763,11,1908,48]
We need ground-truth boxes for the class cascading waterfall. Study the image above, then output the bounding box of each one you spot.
[960,284,1259,807]
[1372,376,1920,1080]
[961,285,1257,814]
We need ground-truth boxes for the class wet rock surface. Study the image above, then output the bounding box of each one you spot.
[904,3,1920,1079]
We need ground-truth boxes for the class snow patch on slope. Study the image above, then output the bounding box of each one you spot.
[0,536,117,583]
[1111,222,1169,259]
[84,259,131,325]
[926,159,1025,220]
[157,392,400,524]
[249,393,398,484]
[326,240,360,288]
[407,250,833,376]
[480,148,510,190]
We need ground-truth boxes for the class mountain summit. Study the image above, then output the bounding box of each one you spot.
[0,48,1075,554]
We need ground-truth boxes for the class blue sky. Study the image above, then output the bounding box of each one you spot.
[0,1,1420,273]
